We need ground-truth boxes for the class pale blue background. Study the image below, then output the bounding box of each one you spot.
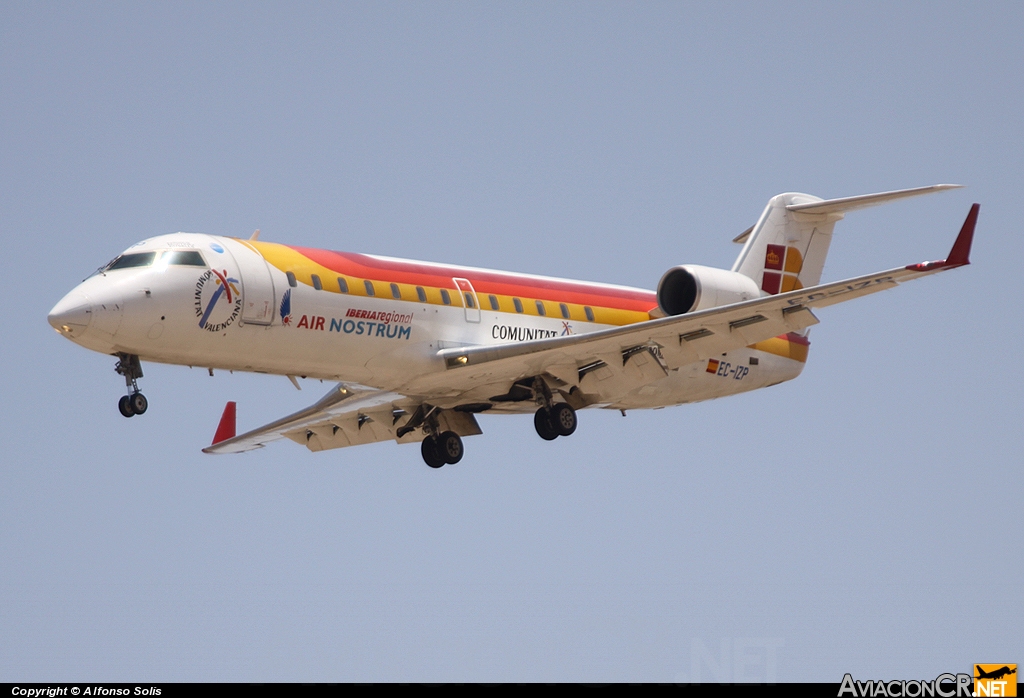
[1,1,1020,682]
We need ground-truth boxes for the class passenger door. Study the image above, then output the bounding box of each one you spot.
[218,238,277,325]
[452,277,481,323]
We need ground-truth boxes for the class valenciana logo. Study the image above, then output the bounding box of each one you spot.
[194,268,241,332]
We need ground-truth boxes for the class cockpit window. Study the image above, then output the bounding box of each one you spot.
[162,250,206,267]
[95,249,208,277]
[106,252,158,270]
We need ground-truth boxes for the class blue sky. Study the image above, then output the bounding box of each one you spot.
[2,1,1020,682]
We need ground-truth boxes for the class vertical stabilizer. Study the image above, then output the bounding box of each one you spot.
[732,193,837,295]
[731,185,961,296]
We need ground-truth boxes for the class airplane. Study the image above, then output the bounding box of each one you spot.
[47,185,978,468]
[975,666,1016,681]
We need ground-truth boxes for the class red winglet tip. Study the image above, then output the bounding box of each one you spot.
[946,203,979,267]
[212,401,237,445]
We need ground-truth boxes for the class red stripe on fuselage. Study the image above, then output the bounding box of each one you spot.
[288,245,659,312]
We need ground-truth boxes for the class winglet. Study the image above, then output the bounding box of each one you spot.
[212,401,237,445]
[945,203,978,267]
[906,204,979,272]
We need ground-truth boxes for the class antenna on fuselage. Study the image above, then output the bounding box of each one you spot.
[250,229,260,240]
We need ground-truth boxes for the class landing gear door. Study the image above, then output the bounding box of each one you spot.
[217,238,277,326]
[453,278,481,323]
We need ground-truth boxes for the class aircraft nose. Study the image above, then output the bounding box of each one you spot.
[48,290,93,337]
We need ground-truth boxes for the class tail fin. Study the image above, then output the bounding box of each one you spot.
[732,185,961,295]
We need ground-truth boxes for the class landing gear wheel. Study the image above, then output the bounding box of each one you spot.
[550,403,577,437]
[534,408,559,441]
[438,431,464,464]
[118,395,135,418]
[421,436,446,468]
[129,392,148,415]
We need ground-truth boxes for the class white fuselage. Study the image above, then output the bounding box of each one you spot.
[49,233,805,412]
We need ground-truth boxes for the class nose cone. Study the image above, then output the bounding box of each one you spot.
[48,290,92,338]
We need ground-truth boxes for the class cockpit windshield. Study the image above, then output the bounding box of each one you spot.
[107,252,158,270]
[93,249,208,276]
[159,250,206,267]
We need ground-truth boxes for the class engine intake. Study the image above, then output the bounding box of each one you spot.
[657,265,760,315]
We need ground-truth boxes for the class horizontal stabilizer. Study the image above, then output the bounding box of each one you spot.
[786,184,962,215]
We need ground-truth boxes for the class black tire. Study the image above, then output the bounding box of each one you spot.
[118,395,135,418]
[438,431,464,464]
[421,436,446,468]
[551,403,577,437]
[129,392,148,415]
[534,408,559,441]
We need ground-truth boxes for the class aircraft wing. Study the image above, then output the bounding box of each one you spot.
[203,385,404,454]
[203,383,483,454]
[405,204,978,400]
[205,204,975,453]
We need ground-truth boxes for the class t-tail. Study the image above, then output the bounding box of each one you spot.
[731,184,963,295]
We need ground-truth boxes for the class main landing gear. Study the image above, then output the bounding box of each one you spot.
[530,375,578,441]
[421,431,464,469]
[114,353,148,418]
[402,405,465,468]
[534,403,577,440]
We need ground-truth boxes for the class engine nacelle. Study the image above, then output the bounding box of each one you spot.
[657,265,760,315]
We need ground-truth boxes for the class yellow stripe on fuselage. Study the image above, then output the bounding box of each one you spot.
[244,239,653,327]
[242,238,811,360]
[750,336,809,363]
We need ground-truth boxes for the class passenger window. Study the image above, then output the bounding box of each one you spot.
[513,298,523,313]
[560,303,570,319]
[440,289,451,305]
[416,286,427,303]
[311,274,322,291]
[337,277,349,293]
[107,252,157,270]
[162,250,205,267]
[364,280,375,296]
[391,283,401,299]
[464,293,475,308]
[585,306,595,322]
[535,300,546,316]
[286,271,297,288]
[489,294,499,310]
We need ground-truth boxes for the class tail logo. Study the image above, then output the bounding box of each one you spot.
[762,245,804,295]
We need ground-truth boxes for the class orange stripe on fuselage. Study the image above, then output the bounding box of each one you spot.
[291,246,657,311]
[247,240,657,325]
[244,239,812,360]
[749,332,810,363]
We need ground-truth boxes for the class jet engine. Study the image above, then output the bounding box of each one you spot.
[656,265,760,315]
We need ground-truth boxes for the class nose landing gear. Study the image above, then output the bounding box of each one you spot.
[114,353,148,417]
